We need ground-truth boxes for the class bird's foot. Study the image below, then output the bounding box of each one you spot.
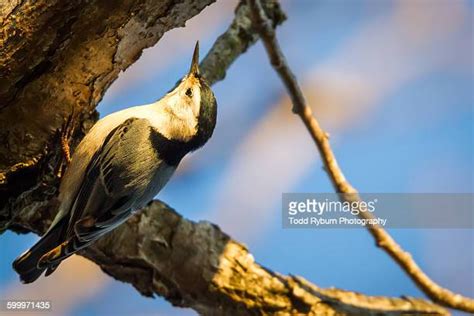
[38,240,68,268]
[56,111,75,177]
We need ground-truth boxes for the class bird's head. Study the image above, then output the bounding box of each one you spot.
[163,42,217,149]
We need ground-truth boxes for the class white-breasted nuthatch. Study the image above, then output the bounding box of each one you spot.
[13,42,217,283]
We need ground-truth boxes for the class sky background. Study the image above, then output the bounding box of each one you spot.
[1,0,473,315]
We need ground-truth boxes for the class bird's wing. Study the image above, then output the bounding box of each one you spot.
[66,117,167,244]
[18,117,176,272]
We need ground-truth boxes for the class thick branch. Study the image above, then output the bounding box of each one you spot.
[86,201,449,315]
[10,199,448,315]
[248,0,474,313]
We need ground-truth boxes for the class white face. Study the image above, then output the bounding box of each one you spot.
[158,74,202,141]
[165,75,201,119]
[177,74,202,118]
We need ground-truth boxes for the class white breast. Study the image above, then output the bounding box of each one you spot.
[56,97,197,220]
[57,104,153,217]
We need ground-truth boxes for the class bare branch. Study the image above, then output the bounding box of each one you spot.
[248,0,474,313]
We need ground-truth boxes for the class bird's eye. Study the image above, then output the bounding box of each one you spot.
[185,88,193,97]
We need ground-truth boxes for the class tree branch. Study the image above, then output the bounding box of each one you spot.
[200,0,285,85]
[11,198,448,315]
[248,0,474,313]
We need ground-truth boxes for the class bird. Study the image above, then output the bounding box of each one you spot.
[13,42,217,284]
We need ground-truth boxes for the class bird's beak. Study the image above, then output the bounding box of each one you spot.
[189,41,200,77]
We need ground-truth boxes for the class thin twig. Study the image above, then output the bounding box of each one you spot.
[248,0,474,313]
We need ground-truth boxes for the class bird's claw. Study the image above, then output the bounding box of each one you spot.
[61,112,75,164]
[56,111,75,177]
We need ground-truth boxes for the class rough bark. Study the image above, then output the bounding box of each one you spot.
[0,0,449,315]
[10,199,448,315]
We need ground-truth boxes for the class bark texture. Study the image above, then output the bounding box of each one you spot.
[11,199,449,315]
[0,0,449,315]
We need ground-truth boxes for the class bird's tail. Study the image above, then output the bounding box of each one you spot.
[13,217,67,284]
